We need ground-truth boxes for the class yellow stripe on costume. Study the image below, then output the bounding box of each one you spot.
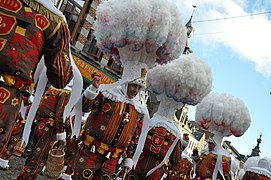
[15,26,26,36]
[24,7,32,13]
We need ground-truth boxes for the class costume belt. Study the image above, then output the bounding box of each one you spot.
[0,73,33,97]
[82,132,126,159]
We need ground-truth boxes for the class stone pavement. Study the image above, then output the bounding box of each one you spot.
[0,156,45,180]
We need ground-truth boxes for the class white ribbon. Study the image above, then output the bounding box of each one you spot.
[212,152,226,180]
[19,101,28,120]
[131,109,150,169]
[22,68,48,145]
[34,56,45,86]
[211,131,230,180]
[64,52,83,138]
[146,137,179,177]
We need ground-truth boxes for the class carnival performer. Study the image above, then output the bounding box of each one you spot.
[62,68,149,180]
[17,83,72,179]
[0,0,74,169]
[0,96,32,170]
[61,0,188,178]
[195,93,251,180]
[127,54,213,180]
[242,157,271,180]
[167,135,194,180]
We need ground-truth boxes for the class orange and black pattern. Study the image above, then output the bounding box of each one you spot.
[69,92,144,179]
[242,171,271,180]
[195,152,232,180]
[17,86,70,179]
[127,127,182,179]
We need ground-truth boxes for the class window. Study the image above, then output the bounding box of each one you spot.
[82,30,104,62]
[63,0,87,44]
[106,57,122,75]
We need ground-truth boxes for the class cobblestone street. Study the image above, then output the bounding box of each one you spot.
[1,156,44,180]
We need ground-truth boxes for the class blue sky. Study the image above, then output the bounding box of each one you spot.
[170,0,271,158]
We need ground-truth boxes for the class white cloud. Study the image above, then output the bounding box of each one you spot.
[171,0,271,78]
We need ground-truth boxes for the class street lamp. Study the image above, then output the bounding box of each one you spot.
[186,5,196,38]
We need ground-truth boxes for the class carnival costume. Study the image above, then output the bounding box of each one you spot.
[195,144,232,180]
[17,86,71,179]
[128,54,213,180]
[67,72,148,180]
[167,142,194,180]
[0,96,32,169]
[195,93,251,180]
[242,157,271,180]
[127,113,182,180]
[0,0,74,169]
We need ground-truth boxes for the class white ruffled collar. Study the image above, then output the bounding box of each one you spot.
[246,167,271,178]
[101,85,147,114]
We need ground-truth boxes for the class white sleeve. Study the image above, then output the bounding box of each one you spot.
[84,85,99,100]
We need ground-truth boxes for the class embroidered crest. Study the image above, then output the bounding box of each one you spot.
[0,38,7,51]
[152,134,164,147]
[35,14,49,31]
[0,87,10,104]
[102,103,111,112]
[0,12,16,35]
[155,127,167,136]
[101,174,110,180]
[83,169,93,179]
[0,0,22,13]
[150,144,160,153]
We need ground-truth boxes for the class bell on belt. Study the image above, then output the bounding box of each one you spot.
[122,113,129,125]
[21,89,30,97]
[90,145,96,153]
[106,152,111,159]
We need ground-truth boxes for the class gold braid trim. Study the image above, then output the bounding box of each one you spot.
[22,0,66,24]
